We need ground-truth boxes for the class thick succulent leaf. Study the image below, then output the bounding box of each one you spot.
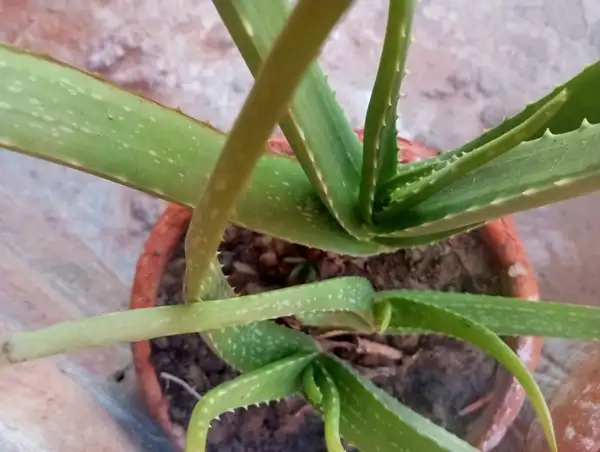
[0,43,389,256]
[0,274,378,365]
[186,353,316,452]
[302,364,323,406]
[372,221,484,248]
[215,0,368,240]
[359,0,414,222]
[184,0,354,295]
[446,59,600,161]
[201,275,375,372]
[381,290,600,340]
[314,364,345,452]
[377,89,567,218]
[382,297,556,452]
[318,355,478,452]
[373,122,600,236]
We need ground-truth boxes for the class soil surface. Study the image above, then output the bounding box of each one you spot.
[150,225,505,451]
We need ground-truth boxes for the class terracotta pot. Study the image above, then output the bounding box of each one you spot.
[130,135,542,451]
[524,342,600,452]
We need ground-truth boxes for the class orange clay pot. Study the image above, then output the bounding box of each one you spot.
[131,133,542,451]
[524,342,600,452]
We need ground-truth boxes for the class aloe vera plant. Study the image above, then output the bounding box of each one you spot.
[4,0,600,450]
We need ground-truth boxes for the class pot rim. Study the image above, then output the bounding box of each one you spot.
[130,136,542,451]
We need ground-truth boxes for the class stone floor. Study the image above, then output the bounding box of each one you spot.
[1,0,600,450]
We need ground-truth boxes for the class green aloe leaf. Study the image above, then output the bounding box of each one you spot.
[448,59,600,160]
[318,354,478,452]
[314,364,345,452]
[380,296,557,452]
[204,276,375,371]
[302,364,323,406]
[0,43,388,256]
[381,290,600,340]
[373,121,600,237]
[186,353,316,452]
[215,0,368,240]
[359,0,414,222]
[185,0,354,296]
[377,89,567,218]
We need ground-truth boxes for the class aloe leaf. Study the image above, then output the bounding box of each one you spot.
[318,355,478,452]
[380,290,600,340]
[215,0,368,240]
[0,276,375,367]
[360,0,414,222]
[374,299,392,333]
[446,59,600,162]
[380,297,557,452]
[185,0,354,295]
[186,353,316,452]
[302,364,323,406]
[373,121,600,236]
[0,44,392,256]
[377,89,567,219]
[372,222,484,248]
[313,364,345,452]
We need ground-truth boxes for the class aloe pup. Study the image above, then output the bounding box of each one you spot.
[3,0,600,450]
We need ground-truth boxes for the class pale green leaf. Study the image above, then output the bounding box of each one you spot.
[381,290,600,340]
[314,364,345,452]
[372,122,600,237]
[381,297,556,452]
[302,364,323,406]
[185,0,354,296]
[319,354,478,452]
[186,353,316,452]
[377,89,567,219]
[215,0,367,239]
[0,43,387,256]
[360,0,414,222]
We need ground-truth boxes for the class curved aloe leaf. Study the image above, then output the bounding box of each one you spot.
[372,222,484,248]
[380,297,557,452]
[0,43,388,257]
[448,59,600,160]
[186,353,316,452]
[318,354,478,452]
[215,0,367,240]
[376,89,567,219]
[205,275,376,371]
[302,364,323,406]
[185,0,354,295]
[381,290,600,340]
[374,299,392,333]
[314,364,345,452]
[373,121,600,236]
[360,0,414,222]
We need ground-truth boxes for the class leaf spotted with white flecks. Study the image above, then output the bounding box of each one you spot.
[186,353,316,452]
[381,290,600,340]
[318,354,478,452]
[185,0,355,293]
[200,276,375,371]
[0,42,388,256]
[314,364,345,452]
[376,89,568,222]
[374,121,600,237]
[381,296,556,452]
[446,58,600,160]
[360,0,414,223]
[215,0,369,240]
